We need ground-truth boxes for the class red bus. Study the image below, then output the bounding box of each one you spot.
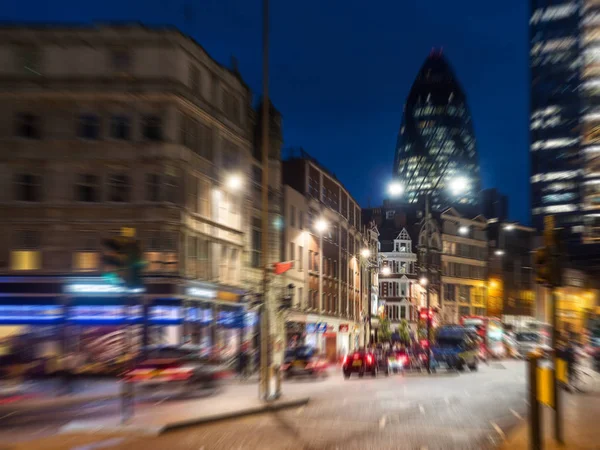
[460,316,506,359]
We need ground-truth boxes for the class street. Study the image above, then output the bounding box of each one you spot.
[5,360,529,450]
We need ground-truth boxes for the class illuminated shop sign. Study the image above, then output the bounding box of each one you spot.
[149,306,182,324]
[306,323,327,333]
[68,305,143,323]
[66,284,145,295]
[245,312,258,327]
[0,305,63,324]
[187,287,217,299]
[217,310,244,329]
[185,307,213,323]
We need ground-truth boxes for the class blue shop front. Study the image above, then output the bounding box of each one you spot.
[0,276,254,376]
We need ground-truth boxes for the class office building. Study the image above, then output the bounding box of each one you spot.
[393,51,481,211]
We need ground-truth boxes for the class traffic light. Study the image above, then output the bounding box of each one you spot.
[419,307,433,320]
[101,236,146,289]
[534,247,550,285]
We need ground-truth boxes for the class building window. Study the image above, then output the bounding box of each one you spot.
[251,217,261,268]
[146,174,161,202]
[14,174,41,202]
[76,175,100,202]
[165,175,178,203]
[110,115,130,140]
[111,49,131,72]
[73,252,98,272]
[15,46,41,75]
[459,306,471,317]
[474,307,486,316]
[198,238,210,279]
[78,114,100,140]
[222,89,241,124]
[308,250,313,271]
[297,287,303,309]
[15,113,41,139]
[143,115,162,141]
[108,174,130,202]
[459,285,470,303]
[299,211,304,230]
[444,284,456,301]
[11,230,41,271]
[189,64,201,94]
[298,246,303,271]
[289,242,295,263]
[290,205,296,227]
[11,250,41,271]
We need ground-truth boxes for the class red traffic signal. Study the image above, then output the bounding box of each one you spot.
[419,308,433,320]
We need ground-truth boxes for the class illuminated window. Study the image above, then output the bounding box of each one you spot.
[73,252,98,272]
[11,250,41,271]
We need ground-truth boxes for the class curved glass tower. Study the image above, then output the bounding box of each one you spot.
[393,52,481,211]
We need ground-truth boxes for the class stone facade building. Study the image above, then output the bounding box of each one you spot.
[0,24,280,368]
[281,149,375,359]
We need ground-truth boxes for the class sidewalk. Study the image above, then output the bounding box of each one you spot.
[500,390,600,450]
[0,373,252,415]
[59,382,309,436]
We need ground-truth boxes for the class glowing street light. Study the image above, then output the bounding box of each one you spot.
[449,176,469,196]
[361,248,371,258]
[504,224,515,231]
[495,249,505,256]
[226,174,243,191]
[381,266,391,276]
[458,226,469,235]
[388,181,404,197]
[314,219,328,233]
[419,277,428,286]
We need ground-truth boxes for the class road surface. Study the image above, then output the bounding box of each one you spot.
[4,360,529,449]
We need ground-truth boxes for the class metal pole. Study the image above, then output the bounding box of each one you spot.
[367,265,372,346]
[318,231,323,350]
[425,193,432,373]
[259,0,271,402]
[551,287,562,443]
[528,354,542,450]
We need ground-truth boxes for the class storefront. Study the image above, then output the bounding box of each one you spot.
[286,312,358,361]
[0,276,248,376]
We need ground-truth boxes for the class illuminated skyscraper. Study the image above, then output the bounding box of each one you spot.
[530,1,583,237]
[393,51,481,211]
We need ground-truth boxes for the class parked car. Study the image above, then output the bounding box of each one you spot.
[281,346,328,378]
[123,345,229,392]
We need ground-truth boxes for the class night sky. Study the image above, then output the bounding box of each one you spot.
[4,0,530,223]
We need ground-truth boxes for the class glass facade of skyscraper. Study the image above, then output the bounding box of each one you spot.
[530,1,583,236]
[393,52,481,211]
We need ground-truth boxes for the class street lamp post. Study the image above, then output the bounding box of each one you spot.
[361,248,372,347]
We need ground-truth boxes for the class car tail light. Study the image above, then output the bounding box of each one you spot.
[342,355,348,365]
[161,367,194,381]
[366,354,373,365]
[353,353,360,360]
[400,355,408,365]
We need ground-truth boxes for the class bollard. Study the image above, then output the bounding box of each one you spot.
[528,353,542,450]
